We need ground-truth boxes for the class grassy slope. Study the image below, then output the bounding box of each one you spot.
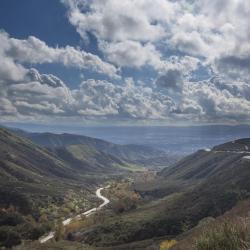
[172,198,250,250]
[0,128,75,180]
[15,199,250,250]
[54,144,143,174]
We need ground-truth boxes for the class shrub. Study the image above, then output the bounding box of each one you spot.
[195,221,250,250]
[160,239,177,250]
[28,225,48,240]
[112,191,140,214]
[54,221,65,241]
[0,228,21,248]
[65,218,87,235]
[0,211,24,226]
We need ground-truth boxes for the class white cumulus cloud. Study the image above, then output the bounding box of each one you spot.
[0,31,119,79]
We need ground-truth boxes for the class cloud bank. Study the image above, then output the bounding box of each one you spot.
[0,31,119,79]
[1,0,250,124]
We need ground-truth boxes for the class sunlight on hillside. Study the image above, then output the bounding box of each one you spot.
[160,239,177,250]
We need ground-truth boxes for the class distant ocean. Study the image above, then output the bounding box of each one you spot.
[4,123,250,155]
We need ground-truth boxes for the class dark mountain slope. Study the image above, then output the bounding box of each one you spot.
[213,138,250,151]
[172,197,250,250]
[0,128,81,217]
[159,150,243,181]
[0,128,76,182]
[160,138,250,182]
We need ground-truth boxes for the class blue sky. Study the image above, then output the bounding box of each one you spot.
[0,0,159,88]
[0,0,110,88]
[0,0,80,47]
[0,0,250,126]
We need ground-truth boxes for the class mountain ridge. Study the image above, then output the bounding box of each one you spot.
[10,128,166,162]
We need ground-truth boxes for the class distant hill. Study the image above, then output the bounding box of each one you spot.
[12,129,166,162]
[53,144,132,173]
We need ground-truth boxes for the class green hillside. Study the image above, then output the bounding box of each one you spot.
[54,144,136,173]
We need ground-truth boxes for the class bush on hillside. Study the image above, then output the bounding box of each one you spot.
[0,211,24,226]
[160,239,177,250]
[0,227,21,248]
[195,220,250,250]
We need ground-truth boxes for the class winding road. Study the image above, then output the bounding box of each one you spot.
[39,185,110,244]
[203,142,250,161]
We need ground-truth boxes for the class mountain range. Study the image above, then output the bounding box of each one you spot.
[12,128,166,162]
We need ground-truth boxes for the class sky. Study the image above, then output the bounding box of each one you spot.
[0,0,250,126]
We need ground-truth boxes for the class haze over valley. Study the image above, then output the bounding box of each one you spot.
[4,123,250,155]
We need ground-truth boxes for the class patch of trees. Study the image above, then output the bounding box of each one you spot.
[0,211,24,226]
[108,182,141,214]
[0,190,32,214]
[0,207,52,248]
[112,193,140,213]
[0,227,21,248]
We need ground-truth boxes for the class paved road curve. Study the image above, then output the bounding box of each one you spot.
[203,143,250,161]
[39,185,110,244]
